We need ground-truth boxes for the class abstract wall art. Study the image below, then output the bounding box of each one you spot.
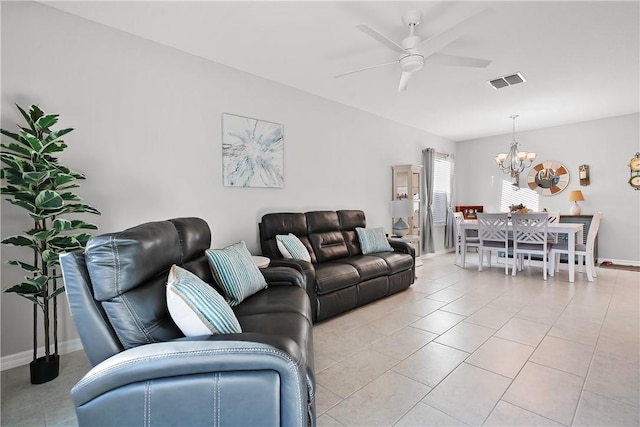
[222,113,284,188]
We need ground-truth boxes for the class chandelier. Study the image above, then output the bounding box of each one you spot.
[495,114,537,187]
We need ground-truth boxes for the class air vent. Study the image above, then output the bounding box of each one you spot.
[488,72,526,89]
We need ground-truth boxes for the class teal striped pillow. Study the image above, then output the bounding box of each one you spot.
[276,233,311,262]
[205,241,268,306]
[356,227,393,254]
[166,265,242,336]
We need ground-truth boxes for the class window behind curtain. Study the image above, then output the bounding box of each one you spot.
[432,155,452,226]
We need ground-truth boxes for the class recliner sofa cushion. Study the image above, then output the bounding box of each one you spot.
[370,251,415,274]
[334,256,389,281]
[314,263,360,294]
[167,265,242,336]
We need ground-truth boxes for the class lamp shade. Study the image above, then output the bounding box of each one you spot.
[568,190,584,202]
[391,199,413,217]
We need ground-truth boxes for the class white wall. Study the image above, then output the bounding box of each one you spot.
[456,113,640,264]
[1,2,455,360]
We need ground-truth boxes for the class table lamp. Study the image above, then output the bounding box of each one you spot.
[568,190,584,215]
[391,199,414,236]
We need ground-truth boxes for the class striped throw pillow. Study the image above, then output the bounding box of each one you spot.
[205,241,268,306]
[276,233,311,262]
[166,265,242,336]
[356,227,393,254]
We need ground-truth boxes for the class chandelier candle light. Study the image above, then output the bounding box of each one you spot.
[495,115,537,187]
[568,190,585,215]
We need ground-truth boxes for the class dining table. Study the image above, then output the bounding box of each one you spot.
[459,219,584,282]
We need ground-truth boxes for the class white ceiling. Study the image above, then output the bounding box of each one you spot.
[41,0,639,141]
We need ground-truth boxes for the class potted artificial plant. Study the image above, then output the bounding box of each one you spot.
[1,104,100,384]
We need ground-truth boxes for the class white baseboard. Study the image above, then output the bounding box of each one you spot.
[0,338,84,371]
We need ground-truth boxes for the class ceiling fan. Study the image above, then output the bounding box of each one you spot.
[334,9,493,92]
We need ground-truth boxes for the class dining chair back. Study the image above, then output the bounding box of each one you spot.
[546,211,560,243]
[452,210,479,267]
[549,212,603,281]
[512,212,551,279]
[477,213,511,274]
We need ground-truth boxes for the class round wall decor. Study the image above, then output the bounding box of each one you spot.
[527,160,570,196]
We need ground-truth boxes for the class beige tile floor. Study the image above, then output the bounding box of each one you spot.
[1,252,638,426]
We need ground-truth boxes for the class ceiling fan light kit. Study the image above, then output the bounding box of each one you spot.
[335,9,493,92]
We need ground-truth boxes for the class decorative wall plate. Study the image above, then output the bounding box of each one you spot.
[527,160,570,196]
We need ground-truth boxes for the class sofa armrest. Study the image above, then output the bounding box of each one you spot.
[266,259,318,322]
[388,239,415,258]
[261,266,306,289]
[71,335,310,426]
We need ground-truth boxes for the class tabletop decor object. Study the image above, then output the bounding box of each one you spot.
[568,190,585,215]
[222,113,284,188]
[1,104,100,383]
[390,199,413,236]
[494,115,537,187]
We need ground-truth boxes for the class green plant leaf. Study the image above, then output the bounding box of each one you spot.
[42,249,60,265]
[33,229,57,242]
[1,128,23,143]
[35,190,64,210]
[74,233,93,246]
[0,153,26,172]
[42,128,73,144]
[35,114,59,132]
[5,282,42,296]
[59,191,81,201]
[16,104,36,134]
[22,171,49,186]
[29,105,44,123]
[22,132,43,152]
[40,141,67,155]
[1,142,32,158]
[53,174,75,187]
[2,235,37,248]
[60,203,101,216]
[48,235,77,248]
[7,260,40,272]
[52,218,72,232]
[70,220,98,230]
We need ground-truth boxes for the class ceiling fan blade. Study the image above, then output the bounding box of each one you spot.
[398,71,413,92]
[427,53,492,68]
[333,60,398,78]
[417,8,493,58]
[356,24,407,55]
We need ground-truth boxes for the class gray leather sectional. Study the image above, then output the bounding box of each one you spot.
[61,217,315,426]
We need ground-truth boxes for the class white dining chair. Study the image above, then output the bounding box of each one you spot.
[549,212,602,281]
[477,213,511,274]
[525,210,559,267]
[452,210,479,267]
[512,212,552,280]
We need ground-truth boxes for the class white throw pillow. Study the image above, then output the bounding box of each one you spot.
[166,265,242,336]
[276,233,311,262]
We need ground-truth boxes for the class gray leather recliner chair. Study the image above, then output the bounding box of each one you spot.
[60,217,315,426]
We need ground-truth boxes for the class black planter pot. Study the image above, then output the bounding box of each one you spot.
[30,354,60,384]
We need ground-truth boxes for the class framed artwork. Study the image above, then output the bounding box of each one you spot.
[527,160,569,196]
[222,113,284,188]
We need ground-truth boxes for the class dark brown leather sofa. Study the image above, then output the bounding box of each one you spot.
[259,210,415,322]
